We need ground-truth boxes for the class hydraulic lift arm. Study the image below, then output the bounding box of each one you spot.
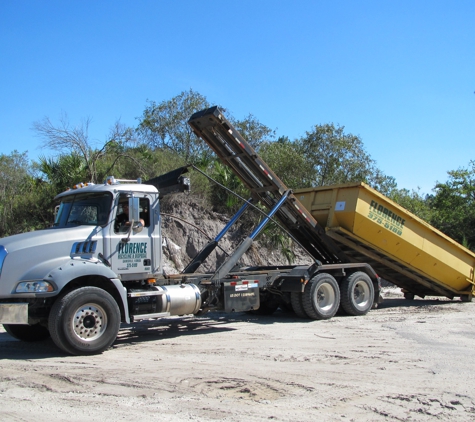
[188,106,347,265]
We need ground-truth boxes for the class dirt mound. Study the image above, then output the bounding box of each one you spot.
[160,193,311,274]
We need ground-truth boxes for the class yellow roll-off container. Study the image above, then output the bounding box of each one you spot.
[295,182,475,300]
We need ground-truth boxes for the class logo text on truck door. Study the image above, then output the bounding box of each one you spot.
[118,242,148,268]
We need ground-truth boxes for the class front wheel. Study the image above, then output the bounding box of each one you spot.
[340,272,375,316]
[303,273,340,320]
[3,323,50,341]
[48,287,121,355]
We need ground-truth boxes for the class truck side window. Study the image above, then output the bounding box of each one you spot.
[114,196,150,233]
[114,195,130,233]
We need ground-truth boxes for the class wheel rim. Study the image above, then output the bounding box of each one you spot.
[71,303,108,341]
[316,283,336,312]
[353,281,370,309]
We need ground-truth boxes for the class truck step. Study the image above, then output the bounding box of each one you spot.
[128,291,165,298]
[130,312,171,322]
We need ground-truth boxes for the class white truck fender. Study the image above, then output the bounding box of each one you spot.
[45,259,119,289]
[47,261,131,323]
[110,278,130,324]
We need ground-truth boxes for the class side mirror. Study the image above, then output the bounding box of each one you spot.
[128,197,143,233]
[128,197,140,221]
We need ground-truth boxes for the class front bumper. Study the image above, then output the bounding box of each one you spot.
[0,303,28,324]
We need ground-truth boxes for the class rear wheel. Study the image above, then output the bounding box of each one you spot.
[303,273,340,320]
[290,292,307,318]
[3,323,50,341]
[340,272,374,316]
[279,292,293,312]
[49,287,121,355]
[249,292,280,315]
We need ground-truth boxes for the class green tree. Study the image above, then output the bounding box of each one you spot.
[367,168,397,197]
[299,123,387,188]
[259,136,312,189]
[389,188,433,222]
[12,176,57,234]
[137,90,278,209]
[430,161,475,249]
[0,151,30,235]
[0,151,55,237]
[231,114,276,151]
[37,153,87,192]
[207,159,250,211]
[137,89,211,163]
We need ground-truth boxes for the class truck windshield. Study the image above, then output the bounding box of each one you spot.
[54,192,113,227]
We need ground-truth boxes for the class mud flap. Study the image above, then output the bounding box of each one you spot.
[223,281,260,312]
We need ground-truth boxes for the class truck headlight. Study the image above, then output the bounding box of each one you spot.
[15,281,54,293]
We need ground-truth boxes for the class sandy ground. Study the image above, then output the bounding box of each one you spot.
[1,288,474,422]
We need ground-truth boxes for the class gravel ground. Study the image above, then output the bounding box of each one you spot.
[1,288,474,421]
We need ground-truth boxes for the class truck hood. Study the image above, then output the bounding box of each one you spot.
[0,226,99,252]
[0,226,103,296]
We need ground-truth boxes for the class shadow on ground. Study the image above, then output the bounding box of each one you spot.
[0,296,467,359]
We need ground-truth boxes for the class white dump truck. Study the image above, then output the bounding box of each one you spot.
[0,106,472,355]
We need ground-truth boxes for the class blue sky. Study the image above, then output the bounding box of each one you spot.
[1,1,474,194]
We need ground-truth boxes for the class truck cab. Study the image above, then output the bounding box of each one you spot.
[0,177,202,355]
[53,178,162,277]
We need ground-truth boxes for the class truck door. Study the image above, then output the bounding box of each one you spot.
[109,193,157,276]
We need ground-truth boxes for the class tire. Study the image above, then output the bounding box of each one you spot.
[404,292,415,301]
[460,294,472,302]
[249,293,280,315]
[3,323,50,342]
[303,273,340,320]
[372,294,383,309]
[290,292,308,318]
[48,287,121,355]
[279,292,293,312]
[340,272,374,316]
[249,301,279,315]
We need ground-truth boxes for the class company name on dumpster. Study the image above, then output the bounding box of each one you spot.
[368,200,405,236]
